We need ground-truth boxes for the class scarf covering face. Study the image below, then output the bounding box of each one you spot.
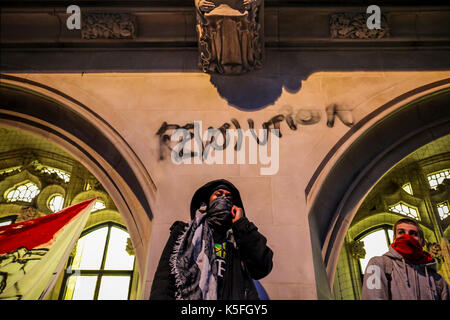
[391,234,433,265]
[206,196,233,235]
[169,205,218,300]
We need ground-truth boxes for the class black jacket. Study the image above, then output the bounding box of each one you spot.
[150,179,273,300]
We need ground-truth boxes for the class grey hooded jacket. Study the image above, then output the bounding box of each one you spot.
[362,246,449,300]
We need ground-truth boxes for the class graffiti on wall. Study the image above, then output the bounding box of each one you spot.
[156,104,354,162]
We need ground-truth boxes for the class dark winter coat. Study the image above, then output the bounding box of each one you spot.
[150,179,273,300]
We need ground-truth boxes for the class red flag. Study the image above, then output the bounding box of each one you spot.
[0,198,96,300]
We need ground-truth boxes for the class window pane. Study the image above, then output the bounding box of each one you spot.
[359,230,390,273]
[97,276,131,300]
[104,227,135,270]
[73,227,108,270]
[389,201,419,220]
[49,194,64,213]
[6,181,40,202]
[402,183,413,195]
[92,200,106,212]
[427,169,450,189]
[64,275,98,300]
[437,201,450,220]
[41,166,71,183]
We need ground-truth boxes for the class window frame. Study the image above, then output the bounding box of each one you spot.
[58,222,135,300]
[354,224,393,278]
[4,180,40,203]
[388,201,420,220]
[436,201,450,220]
[47,193,65,213]
[427,168,450,189]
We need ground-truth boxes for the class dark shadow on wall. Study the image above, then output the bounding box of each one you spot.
[209,72,302,111]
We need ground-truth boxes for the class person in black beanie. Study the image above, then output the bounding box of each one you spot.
[150,179,273,300]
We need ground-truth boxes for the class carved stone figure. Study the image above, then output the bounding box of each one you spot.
[194,0,263,74]
[82,13,137,40]
[330,13,389,39]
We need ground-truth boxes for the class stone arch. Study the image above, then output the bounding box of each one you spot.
[0,75,157,298]
[307,82,450,299]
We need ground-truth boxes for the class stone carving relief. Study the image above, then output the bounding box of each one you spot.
[349,240,366,260]
[427,242,444,264]
[330,13,389,39]
[82,13,137,40]
[195,0,263,74]
[15,206,45,223]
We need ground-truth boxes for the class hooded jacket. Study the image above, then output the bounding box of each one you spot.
[150,179,273,300]
[362,246,450,300]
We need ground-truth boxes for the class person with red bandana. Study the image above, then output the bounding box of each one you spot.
[362,218,449,300]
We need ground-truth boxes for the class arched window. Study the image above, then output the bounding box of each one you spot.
[60,223,135,300]
[5,180,40,203]
[356,226,393,274]
[48,194,65,213]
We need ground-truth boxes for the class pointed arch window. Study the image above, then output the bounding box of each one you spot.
[60,223,135,300]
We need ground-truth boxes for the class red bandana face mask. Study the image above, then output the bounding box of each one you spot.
[391,234,433,265]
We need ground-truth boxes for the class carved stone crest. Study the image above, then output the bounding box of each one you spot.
[195,0,264,75]
[330,13,389,39]
[82,13,137,40]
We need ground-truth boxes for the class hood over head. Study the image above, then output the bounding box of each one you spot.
[189,179,245,220]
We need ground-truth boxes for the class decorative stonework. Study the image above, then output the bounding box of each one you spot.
[330,13,389,39]
[82,13,137,40]
[15,206,46,223]
[427,242,444,263]
[194,0,264,75]
[126,237,135,256]
[349,240,366,259]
